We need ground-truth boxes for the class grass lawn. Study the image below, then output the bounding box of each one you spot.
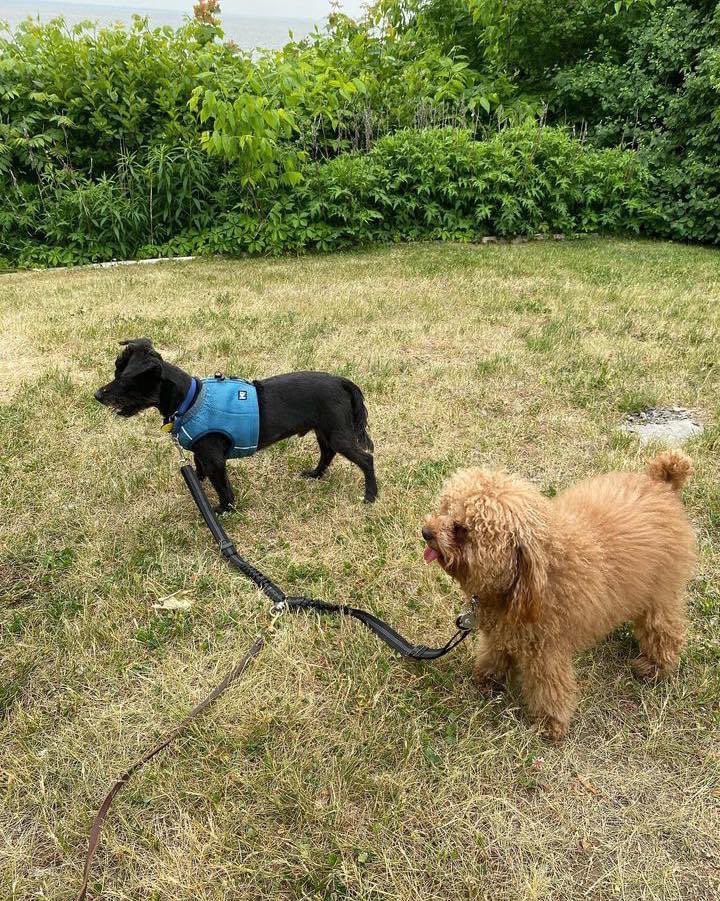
[1,239,719,901]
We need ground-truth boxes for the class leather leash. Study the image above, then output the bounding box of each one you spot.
[75,634,265,901]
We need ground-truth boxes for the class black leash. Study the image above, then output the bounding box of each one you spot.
[75,464,473,897]
[181,464,473,660]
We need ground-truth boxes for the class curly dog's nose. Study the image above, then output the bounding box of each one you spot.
[421,525,434,541]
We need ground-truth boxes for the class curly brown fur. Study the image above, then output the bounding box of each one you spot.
[422,451,696,741]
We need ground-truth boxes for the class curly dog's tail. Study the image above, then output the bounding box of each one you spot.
[646,449,693,490]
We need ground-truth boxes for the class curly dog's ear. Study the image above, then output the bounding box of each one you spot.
[509,537,547,623]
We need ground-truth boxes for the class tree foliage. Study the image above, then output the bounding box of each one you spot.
[0,0,717,268]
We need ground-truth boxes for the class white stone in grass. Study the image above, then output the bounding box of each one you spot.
[621,408,704,446]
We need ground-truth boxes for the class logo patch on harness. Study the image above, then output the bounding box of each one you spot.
[237,389,248,401]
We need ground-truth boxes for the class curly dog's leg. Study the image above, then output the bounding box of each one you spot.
[517,651,578,742]
[633,589,687,679]
[472,637,512,695]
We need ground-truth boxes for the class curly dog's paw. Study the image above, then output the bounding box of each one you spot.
[471,665,506,697]
[631,654,663,681]
[539,717,568,744]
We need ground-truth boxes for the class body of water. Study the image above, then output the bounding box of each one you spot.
[2,1,320,50]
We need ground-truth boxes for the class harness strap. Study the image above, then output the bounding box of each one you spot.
[181,464,471,661]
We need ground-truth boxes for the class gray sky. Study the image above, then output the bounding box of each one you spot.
[222,1,367,15]
[71,1,369,16]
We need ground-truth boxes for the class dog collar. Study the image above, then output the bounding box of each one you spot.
[176,377,199,418]
[162,377,198,432]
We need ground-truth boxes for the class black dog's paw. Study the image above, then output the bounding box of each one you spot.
[213,504,235,516]
[363,493,377,504]
[300,469,322,480]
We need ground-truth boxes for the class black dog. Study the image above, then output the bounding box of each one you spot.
[94,338,378,511]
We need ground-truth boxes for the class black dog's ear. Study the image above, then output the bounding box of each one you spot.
[115,338,162,382]
[135,356,162,379]
[119,338,155,352]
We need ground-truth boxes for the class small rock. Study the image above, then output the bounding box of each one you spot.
[482,236,497,244]
[621,407,703,446]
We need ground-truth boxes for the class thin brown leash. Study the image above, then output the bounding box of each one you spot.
[75,459,474,899]
[75,633,266,901]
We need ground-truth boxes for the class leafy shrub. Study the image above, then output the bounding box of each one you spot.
[159,126,652,258]
[3,125,652,266]
[0,17,233,176]
[0,1,717,268]
[549,0,720,243]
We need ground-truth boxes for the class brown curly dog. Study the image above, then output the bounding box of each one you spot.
[422,451,696,741]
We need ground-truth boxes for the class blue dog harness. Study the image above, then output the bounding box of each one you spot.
[171,376,260,458]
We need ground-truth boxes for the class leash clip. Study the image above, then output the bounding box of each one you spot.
[455,595,478,632]
[269,600,286,631]
[170,433,190,464]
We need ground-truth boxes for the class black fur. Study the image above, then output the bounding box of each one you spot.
[95,338,378,511]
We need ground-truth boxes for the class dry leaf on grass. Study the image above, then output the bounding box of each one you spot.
[152,590,195,611]
[575,774,601,796]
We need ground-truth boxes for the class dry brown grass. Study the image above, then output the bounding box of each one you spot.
[1,240,719,900]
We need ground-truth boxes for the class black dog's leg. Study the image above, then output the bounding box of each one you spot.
[301,432,336,479]
[208,464,235,513]
[194,453,206,481]
[330,435,378,503]
[192,435,235,513]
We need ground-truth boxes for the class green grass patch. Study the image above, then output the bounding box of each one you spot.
[1,240,718,900]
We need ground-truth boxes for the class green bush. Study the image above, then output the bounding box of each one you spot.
[3,125,652,266]
[0,1,717,268]
[159,126,652,258]
[549,0,720,243]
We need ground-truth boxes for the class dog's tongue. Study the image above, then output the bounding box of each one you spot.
[423,545,440,564]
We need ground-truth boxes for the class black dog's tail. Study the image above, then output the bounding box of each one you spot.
[342,378,373,451]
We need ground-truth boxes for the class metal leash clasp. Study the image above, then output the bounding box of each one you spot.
[171,432,189,465]
[269,600,286,629]
[455,595,478,632]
